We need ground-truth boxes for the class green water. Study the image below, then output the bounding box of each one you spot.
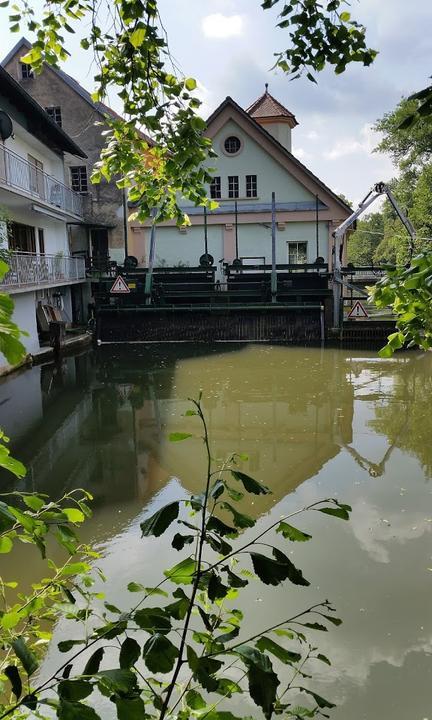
[1,344,431,719]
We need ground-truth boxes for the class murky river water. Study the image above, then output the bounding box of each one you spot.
[1,344,431,719]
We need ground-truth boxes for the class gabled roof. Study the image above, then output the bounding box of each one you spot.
[246,86,298,128]
[0,65,86,157]
[206,96,352,215]
[2,37,153,145]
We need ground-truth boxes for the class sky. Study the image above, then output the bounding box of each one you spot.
[1,0,432,205]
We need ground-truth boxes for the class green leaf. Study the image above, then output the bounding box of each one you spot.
[276,522,312,542]
[185,77,197,91]
[63,508,85,523]
[222,566,248,588]
[115,696,146,720]
[164,556,197,585]
[2,611,20,629]
[0,502,16,532]
[172,533,195,550]
[130,27,146,48]
[234,645,279,720]
[58,640,85,653]
[134,607,171,634]
[119,637,140,669]
[96,669,137,695]
[255,636,301,664]
[165,588,190,620]
[299,687,336,710]
[340,10,351,21]
[316,653,331,665]
[58,700,100,719]
[127,582,145,593]
[143,633,178,673]
[230,470,271,496]
[168,432,192,442]
[0,535,13,553]
[317,506,350,520]
[208,571,229,601]
[4,665,22,700]
[186,645,223,692]
[12,637,38,676]
[58,680,93,702]
[250,548,310,586]
[185,689,206,709]
[22,495,45,512]
[206,516,238,537]
[215,678,243,697]
[221,503,255,529]
[140,501,179,538]
[83,647,104,675]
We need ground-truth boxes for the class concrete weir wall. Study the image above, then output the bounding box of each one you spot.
[97,308,323,343]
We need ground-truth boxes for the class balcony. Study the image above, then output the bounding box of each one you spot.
[0,146,83,218]
[0,251,86,292]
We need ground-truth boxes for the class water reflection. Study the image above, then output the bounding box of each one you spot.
[1,345,432,719]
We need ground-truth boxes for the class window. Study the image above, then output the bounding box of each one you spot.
[70,166,88,193]
[288,241,307,265]
[246,175,257,198]
[224,136,241,155]
[9,223,36,253]
[45,106,62,127]
[228,176,239,199]
[28,155,44,196]
[38,228,45,255]
[210,176,221,199]
[20,63,34,79]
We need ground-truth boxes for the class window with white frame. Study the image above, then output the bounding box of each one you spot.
[228,176,239,199]
[246,175,257,198]
[210,176,221,199]
[20,63,33,79]
[224,136,241,155]
[287,241,307,264]
[70,166,88,193]
[46,106,62,127]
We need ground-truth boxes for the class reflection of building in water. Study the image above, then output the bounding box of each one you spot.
[128,346,355,512]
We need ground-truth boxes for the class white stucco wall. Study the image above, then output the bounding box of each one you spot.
[3,121,64,181]
[181,118,315,206]
[237,221,329,263]
[153,225,224,270]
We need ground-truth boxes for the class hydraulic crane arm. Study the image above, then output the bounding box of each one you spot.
[333,181,417,270]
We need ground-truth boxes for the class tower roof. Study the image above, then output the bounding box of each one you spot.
[246,85,298,128]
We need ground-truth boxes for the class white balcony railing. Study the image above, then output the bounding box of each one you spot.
[0,251,86,289]
[0,146,83,218]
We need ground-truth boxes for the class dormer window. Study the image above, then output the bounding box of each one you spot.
[20,63,34,79]
[224,136,241,155]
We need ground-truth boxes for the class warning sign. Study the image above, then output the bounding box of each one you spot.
[347,300,369,319]
[110,275,130,294]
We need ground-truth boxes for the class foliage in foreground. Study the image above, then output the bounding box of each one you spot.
[0,397,352,720]
[370,252,432,357]
[1,0,376,224]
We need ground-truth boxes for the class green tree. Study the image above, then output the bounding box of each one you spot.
[375,97,432,170]
[347,212,384,265]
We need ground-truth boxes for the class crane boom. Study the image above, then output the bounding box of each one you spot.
[332,181,417,328]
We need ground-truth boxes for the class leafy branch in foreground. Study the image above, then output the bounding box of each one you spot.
[0,397,351,720]
[369,252,432,356]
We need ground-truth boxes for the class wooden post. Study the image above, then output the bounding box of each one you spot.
[271,191,277,302]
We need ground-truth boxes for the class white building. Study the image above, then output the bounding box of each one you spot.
[0,64,89,368]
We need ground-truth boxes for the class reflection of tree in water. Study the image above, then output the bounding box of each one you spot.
[367,356,432,478]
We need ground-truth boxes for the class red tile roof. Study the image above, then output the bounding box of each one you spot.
[246,87,298,127]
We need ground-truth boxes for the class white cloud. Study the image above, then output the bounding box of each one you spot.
[293,147,313,162]
[323,123,378,160]
[201,13,244,39]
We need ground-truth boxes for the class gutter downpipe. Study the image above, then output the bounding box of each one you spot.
[271,191,277,303]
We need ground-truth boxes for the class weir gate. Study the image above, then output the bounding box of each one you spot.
[91,261,394,344]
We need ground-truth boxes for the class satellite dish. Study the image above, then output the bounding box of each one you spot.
[0,112,13,141]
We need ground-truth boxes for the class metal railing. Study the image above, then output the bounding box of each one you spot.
[0,146,83,217]
[0,251,86,289]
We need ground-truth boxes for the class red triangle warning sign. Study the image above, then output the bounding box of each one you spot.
[347,300,368,318]
[110,275,131,294]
